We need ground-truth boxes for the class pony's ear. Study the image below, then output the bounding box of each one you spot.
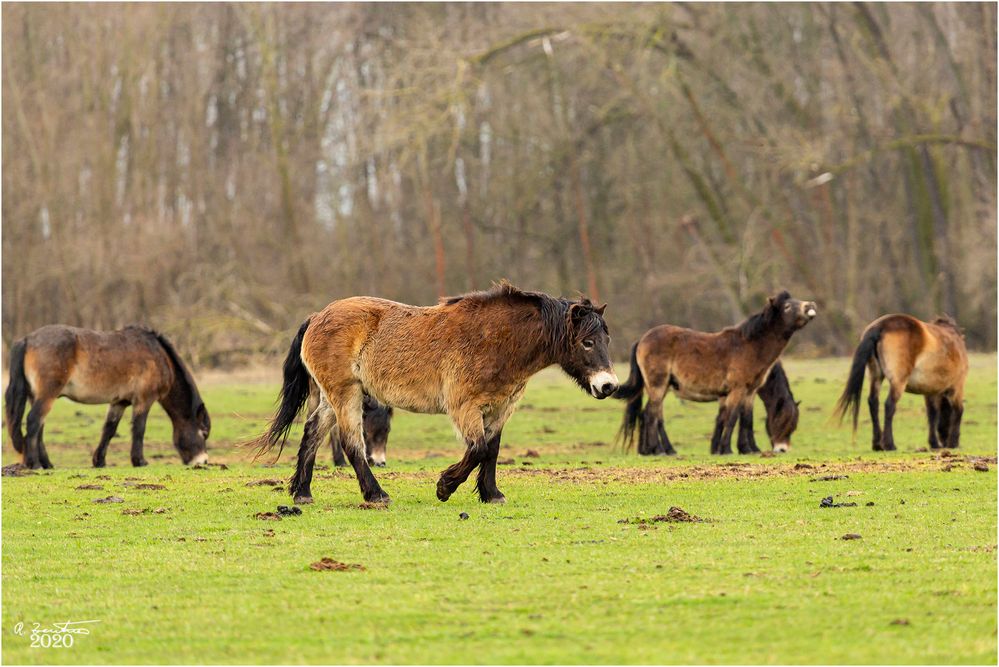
[594,303,607,316]
[795,400,802,407]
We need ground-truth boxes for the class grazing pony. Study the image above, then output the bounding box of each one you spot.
[834,314,967,451]
[5,325,210,469]
[306,379,393,467]
[756,361,801,453]
[615,291,816,455]
[255,283,618,505]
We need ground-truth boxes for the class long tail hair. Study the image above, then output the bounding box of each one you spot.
[833,326,883,431]
[4,339,30,454]
[255,318,313,459]
[614,342,645,450]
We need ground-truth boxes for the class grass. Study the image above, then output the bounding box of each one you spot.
[2,355,996,664]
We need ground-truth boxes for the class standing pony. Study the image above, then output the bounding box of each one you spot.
[615,291,816,455]
[5,325,210,469]
[834,314,967,450]
[255,283,618,505]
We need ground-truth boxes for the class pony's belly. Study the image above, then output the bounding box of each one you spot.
[905,365,947,395]
[675,388,722,402]
[59,380,120,405]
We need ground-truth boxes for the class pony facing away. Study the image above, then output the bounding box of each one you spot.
[834,314,967,451]
[306,379,393,467]
[615,291,816,455]
[256,283,618,505]
[5,325,211,469]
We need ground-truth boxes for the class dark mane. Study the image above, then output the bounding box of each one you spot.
[130,326,204,417]
[933,314,962,333]
[737,290,790,340]
[442,281,606,355]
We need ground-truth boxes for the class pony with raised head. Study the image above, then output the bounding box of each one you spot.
[5,325,210,468]
[615,291,816,455]
[255,283,617,505]
[834,314,967,450]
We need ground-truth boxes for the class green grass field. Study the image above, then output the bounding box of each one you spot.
[2,355,996,664]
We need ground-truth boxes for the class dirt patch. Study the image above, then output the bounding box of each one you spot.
[123,508,169,516]
[619,506,704,524]
[247,479,283,487]
[309,558,365,572]
[811,475,849,482]
[841,533,863,540]
[93,496,125,504]
[75,484,104,490]
[358,502,388,510]
[523,450,541,458]
[128,483,167,490]
[2,464,34,477]
[255,512,282,521]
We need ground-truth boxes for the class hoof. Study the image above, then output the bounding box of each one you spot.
[294,495,314,505]
[436,478,453,502]
[132,459,148,467]
[365,492,391,505]
[483,495,506,504]
[92,460,106,468]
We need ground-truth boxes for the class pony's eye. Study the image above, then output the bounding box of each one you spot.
[582,339,594,350]
[784,303,792,311]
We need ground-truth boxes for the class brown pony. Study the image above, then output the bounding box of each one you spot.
[306,380,393,467]
[4,325,210,469]
[834,314,968,450]
[615,291,816,455]
[255,283,617,505]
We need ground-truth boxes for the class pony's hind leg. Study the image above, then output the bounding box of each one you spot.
[330,433,349,467]
[867,370,883,450]
[640,384,672,455]
[93,402,127,467]
[330,390,390,504]
[880,384,903,451]
[289,399,336,504]
[937,397,952,446]
[37,425,53,469]
[924,395,942,449]
[23,397,55,469]
[712,393,744,455]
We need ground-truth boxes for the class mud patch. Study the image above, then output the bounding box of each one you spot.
[309,558,365,572]
[358,502,388,510]
[255,512,283,521]
[75,484,104,490]
[619,506,704,524]
[127,483,167,490]
[93,496,125,504]
[2,464,34,477]
[247,479,283,487]
[821,496,858,508]
[841,533,862,540]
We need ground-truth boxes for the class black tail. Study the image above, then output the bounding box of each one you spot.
[834,326,882,432]
[4,339,29,454]
[255,318,313,460]
[613,342,645,450]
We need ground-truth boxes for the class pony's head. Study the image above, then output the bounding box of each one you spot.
[766,395,800,453]
[173,401,211,465]
[751,290,817,338]
[362,395,392,467]
[557,298,619,399]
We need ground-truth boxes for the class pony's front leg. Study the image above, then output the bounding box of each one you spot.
[475,431,505,503]
[93,403,126,467]
[924,395,942,449]
[867,373,883,450]
[944,398,963,449]
[737,401,760,454]
[438,407,486,502]
[130,403,153,467]
[714,394,742,455]
[330,432,349,467]
[37,425,53,469]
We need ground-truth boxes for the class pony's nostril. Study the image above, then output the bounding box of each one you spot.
[601,382,617,396]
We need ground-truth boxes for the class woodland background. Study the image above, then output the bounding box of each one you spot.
[3,3,996,365]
